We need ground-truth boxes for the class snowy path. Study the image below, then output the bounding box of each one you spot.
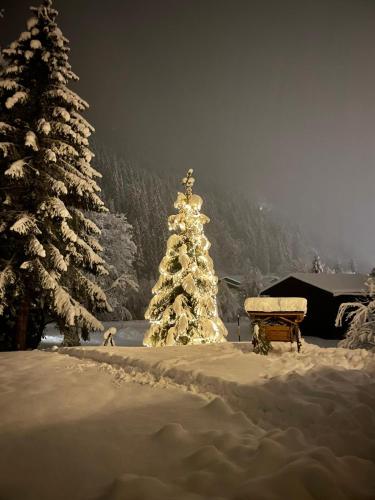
[1,343,375,500]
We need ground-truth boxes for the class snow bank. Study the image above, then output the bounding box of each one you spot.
[245,296,307,313]
[59,342,375,421]
[1,342,374,500]
[57,342,375,499]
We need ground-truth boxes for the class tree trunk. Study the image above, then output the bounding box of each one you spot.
[61,325,81,347]
[15,297,30,351]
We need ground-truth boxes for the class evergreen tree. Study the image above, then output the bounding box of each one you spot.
[348,258,356,274]
[336,277,375,350]
[333,261,343,274]
[93,211,138,320]
[311,254,324,273]
[0,0,110,349]
[252,321,272,355]
[144,169,228,347]
[0,9,5,68]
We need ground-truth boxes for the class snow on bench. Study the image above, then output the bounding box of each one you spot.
[244,297,307,314]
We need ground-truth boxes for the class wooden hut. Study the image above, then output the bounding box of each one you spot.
[260,273,368,339]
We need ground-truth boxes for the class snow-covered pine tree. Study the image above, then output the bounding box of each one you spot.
[0,9,4,68]
[92,211,138,320]
[333,262,343,274]
[0,0,111,348]
[336,277,375,350]
[144,169,228,347]
[348,258,356,274]
[311,254,324,273]
[252,321,272,355]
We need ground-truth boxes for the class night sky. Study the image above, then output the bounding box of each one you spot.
[2,0,375,267]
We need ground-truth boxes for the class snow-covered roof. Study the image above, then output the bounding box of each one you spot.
[219,275,242,286]
[244,297,307,313]
[261,273,369,297]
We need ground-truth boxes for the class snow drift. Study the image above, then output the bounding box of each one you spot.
[1,341,374,500]
[58,341,375,500]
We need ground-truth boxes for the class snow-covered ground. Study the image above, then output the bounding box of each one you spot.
[40,319,340,348]
[1,335,374,500]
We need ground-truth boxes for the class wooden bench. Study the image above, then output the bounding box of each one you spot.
[264,324,293,342]
[246,311,304,353]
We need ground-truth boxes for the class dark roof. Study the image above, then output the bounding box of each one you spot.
[261,272,369,297]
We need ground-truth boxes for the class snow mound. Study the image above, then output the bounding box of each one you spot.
[153,422,190,444]
[202,397,251,427]
[2,343,374,500]
[98,473,204,500]
[203,396,233,416]
[58,343,375,457]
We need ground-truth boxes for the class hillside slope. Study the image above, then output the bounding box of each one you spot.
[93,148,312,284]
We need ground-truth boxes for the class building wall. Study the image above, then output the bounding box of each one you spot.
[260,277,344,339]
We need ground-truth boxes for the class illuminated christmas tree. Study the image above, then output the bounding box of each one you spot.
[144,169,228,347]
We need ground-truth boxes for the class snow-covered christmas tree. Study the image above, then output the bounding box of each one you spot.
[144,169,228,347]
[0,0,111,348]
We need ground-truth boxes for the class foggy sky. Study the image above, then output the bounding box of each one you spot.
[2,0,375,267]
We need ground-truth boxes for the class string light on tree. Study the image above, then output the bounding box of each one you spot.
[143,169,228,347]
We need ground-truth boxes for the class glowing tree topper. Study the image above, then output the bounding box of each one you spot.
[144,169,228,347]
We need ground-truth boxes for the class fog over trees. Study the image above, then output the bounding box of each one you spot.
[91,146,363,321]
[92,146,358,320]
